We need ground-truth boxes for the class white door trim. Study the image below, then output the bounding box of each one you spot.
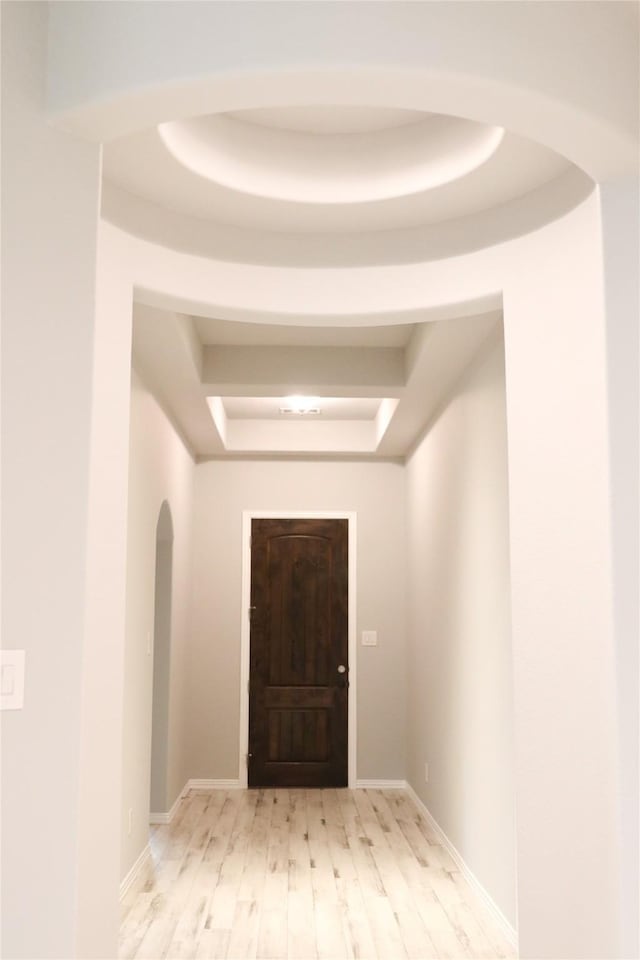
[240,510,357,788]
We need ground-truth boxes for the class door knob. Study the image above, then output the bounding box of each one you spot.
[337,664,347,674]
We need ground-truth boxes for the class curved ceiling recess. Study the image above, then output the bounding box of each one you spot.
[103,103,574,236]
[157,107,505,204]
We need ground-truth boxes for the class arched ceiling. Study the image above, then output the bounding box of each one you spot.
[104,107,571,235]
[45,2,638,459]
[48,2,638,180]
[105,86,583,460]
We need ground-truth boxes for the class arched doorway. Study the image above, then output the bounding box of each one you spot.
[150,501,173,816]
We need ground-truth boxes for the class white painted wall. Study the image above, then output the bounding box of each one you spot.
[1,4,103,956]
[120,370,195,881]
[76,220,134,956]
[406,331,516,929]
[599,178,639,959]
[503,194,620,959]
[189,459,406,783]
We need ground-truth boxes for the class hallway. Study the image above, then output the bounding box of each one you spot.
[120,788,515,959]
[4,6,637,958]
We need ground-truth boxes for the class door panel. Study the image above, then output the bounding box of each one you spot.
[248,518,348,787]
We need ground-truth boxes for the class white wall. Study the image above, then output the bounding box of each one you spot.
[406,331,516,929]
[1,4,104,957]
[189,459,406,783]
[503,194,620,958]
[120,370,195,881]
[599,178,639,958]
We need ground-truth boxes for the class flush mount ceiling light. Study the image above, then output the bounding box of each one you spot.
[279,396,322,415]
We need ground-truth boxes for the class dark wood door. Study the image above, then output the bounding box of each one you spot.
[248,518,348,787]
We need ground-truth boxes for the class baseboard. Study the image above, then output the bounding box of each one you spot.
[119,842,151,901]
[404,782,518,949]
[149,787,183,825]
[356,779,407,789]
[186,778,244,790]
[149,779,244,826]
[149,811,171,825]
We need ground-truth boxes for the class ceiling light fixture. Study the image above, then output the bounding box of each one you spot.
[279,395,322,415]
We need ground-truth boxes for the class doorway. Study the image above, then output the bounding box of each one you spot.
[248,517,349,787]
[150,501,173,815]
[240,511,357,787]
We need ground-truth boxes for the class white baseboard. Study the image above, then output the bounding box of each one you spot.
[149,811,171,825]
[404,783,518,949]
[149,779,244,827]
[119,842,151,901]
[186,778,244,790]
[138,776,515,948]
[149,787,183,825]
[356,779,407,789]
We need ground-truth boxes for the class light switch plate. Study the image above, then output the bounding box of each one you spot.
[362,630,378,646]
[1,650,26,710]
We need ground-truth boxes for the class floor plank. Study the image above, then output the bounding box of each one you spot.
[119,788,517,960]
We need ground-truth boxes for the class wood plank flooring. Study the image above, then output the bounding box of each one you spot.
[120,788,517,960]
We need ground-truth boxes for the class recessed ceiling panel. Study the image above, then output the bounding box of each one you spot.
[225,105,426,135]
[103,106,572,234]
[158,110,504,204]
[132,304,502,459]
[193,315,416,348]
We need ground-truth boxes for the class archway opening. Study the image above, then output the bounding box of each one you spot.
[150,501,174,816]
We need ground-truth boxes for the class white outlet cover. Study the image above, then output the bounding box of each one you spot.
[362,630,378,646]
[0,650,26,710]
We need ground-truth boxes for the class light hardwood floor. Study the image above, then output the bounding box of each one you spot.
[120,788,517,960]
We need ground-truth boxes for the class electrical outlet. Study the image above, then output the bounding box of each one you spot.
[128,808,133,835]
[424,763,429,783]
[0,650,25,710]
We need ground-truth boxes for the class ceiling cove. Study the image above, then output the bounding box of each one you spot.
[158,108,505,204]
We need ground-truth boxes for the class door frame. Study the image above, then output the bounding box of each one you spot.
[239,510,357,788]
